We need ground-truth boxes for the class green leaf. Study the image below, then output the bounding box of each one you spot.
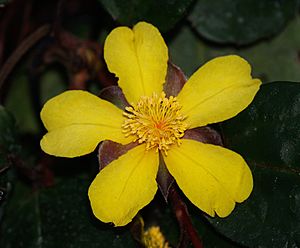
[39,68,66,106]
[0,106,19,166]
[169,16,300,82]
[0,178,135,247]
[0,106,18,151]
[188,0,298,45]
[5,69,40,134]
[0,107,19,222]
[207,82,300,247]
[0,0,10,6]
[98,0,194,32]
[191,214,242,248]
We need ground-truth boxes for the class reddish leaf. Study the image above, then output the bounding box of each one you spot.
[183,126,223,146]
[98,86,129,110]
[156,153,174,202]
[98,140,137,171]
[164,62,187,97]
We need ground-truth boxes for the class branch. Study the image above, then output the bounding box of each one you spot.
[169,187,204,248]
[0,165,10,174]
[0,24,50,101]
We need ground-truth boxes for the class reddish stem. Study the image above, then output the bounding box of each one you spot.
[169,187,204,248]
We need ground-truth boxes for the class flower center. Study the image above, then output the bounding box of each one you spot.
[122,92,187,155]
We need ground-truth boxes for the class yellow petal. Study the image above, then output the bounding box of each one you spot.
[104,22,168,104]
[41,90,124,131]
[88,145,159,226]
[163,139,253,217]
[41,124,129,157]
[40,90,131,157]
[177,55,261,128]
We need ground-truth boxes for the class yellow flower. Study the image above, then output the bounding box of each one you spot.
[40,22,261,226]
[143,226,169,248]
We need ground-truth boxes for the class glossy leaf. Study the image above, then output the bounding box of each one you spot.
[207,82,300,247]
[188,0,298,45]
[98,0,193,32]
[169,17,300,83]
[0,178,135,247]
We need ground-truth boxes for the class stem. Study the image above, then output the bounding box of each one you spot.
[53,0,65,36]
[169,187,204,248]
[0,165,10,174]
[7,153,54,188]
[0,24,50,101]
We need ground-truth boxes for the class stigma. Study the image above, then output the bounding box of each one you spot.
[122,92,187,155]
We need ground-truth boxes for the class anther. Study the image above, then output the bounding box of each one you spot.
[122,92,187,155]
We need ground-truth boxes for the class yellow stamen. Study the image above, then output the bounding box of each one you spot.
[143,226,169,248]
[122,92,187,155]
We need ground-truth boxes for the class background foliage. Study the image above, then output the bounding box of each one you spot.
[1,0,300,247]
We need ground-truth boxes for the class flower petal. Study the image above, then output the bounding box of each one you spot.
[104,22,168,104]
[88,145,159,226]
[40,90,131,157]
[41,125,129,157]
[41,90,124,130]
[163,139,253,217]
[177,55,261,128]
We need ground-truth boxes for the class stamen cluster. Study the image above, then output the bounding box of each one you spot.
[122,92,187,155]
[143,226,169,248]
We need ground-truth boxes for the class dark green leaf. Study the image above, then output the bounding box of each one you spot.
[0,0,9,6]
[191,214,242,248]
[169,18,300,82]
[98,0,194,32]
[5,69,40,134]
[208,82,300,247]
[0,106,19,166]
[0,106,19,222]
[188,0,298,45]
[1,178,135,247]
[223,82,300,169]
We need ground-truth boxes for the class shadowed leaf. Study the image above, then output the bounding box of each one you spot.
[207,82,300,247]
[0,106,19,167]
[0,178,135,247]
[98,0,194,32]
[188,0,298,45]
